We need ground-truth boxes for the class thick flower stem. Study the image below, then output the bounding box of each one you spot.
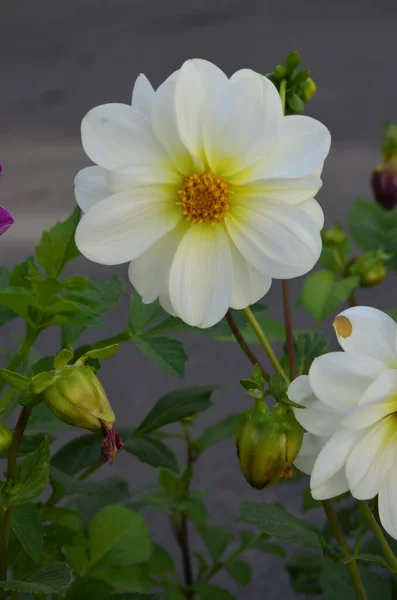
[322,500,367,600]
[242,307,288,380]
[225,311,270,381]
[358,501,397,572]
[0,407,32,583]
[281,280,297,381]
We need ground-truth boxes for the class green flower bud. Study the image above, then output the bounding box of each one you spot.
[0,423,12,453]
[302,77,316,102]
[360,262,387,287]
[321,224,347,247]
[235,401,303,490]
[43,365,115,433]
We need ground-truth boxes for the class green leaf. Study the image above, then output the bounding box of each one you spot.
[124,437,179,472]
[0,267,17,327]
[49,466,106,502]
[0,289,39,324]
[88,505,152,569]
[92,566,150,594]
[135,387,215,436]
[51,434,102,476]
[44,522,89,548]
[292,331,329,376]
[299,270,359,323]
[143,543,175,576]
[250,533,286,557]
[62,275,125,346]
[131,335,188,379]
[320,562,392,600]
[164,589,186,600]
[129,294,164,333]
[342,553,391,569]
[184,496,208,530]
[107,595,160,600]
[12,503,43,563]
[225,560,252,585]
[0,562,73,596]
[54,348,74,369]
[79,344,119,361]
[287,92,305,113]
[237,502,321,549]
[198,414,239,452]
[195,584,237,600]
[201,526,233,563]
[68,477,130,523]
[35,207,81,278]
[0,369,30,391]
[27,402,72,431]
[9,438,50,505]
[286,50,300,72]
[64,577,115,600]
[349,199,397,270]
[0,434,55,458]
[286,553,324,595]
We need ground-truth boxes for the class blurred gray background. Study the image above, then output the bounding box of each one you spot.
[1,0,397,597]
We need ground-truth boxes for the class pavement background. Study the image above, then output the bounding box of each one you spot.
[1,0,397,597]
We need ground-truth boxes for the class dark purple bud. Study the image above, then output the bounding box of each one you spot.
[0,206,14,235]
[372,162,397,210]
[101,425,124,465]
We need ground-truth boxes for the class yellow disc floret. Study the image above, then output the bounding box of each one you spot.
[177,171,231,225]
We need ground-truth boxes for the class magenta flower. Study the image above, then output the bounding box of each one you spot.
[0,165,14,235]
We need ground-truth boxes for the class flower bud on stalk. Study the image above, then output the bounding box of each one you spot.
[0,423,12,453]
[359,262,387,287]
[372,158,397,210]
[42,365,122,464]
[235,400,303,490]
[321,224,347,247]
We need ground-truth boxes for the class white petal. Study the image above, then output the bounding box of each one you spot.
[151,76,196,175]
[81,103,169,170]
[175,59,228,162]
[169,224,233,328]
[311,470,349,500]
[239,115,331,181]
[74,166,110,212]
[311,428,364,490]
[230,172,322,202]
[346,417,397,499]
[75,191,181,265]
[289,375,342,437]
[342,370,397,431]
[228,241,272,309]
[309,352,386,412]
[226,200,321,279]
[379,466,397,540]
[299,199,324,229]
[294,433,327,475]
[333,306,397,367]
[131,74,155,116]
[203,72,283,177]
[108,165,181,193]
[128,222,187,304]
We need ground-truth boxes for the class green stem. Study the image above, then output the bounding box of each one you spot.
[0,325,38,397]
[225,310,270,381]
[242,307,288,380]
[358,501,397,571]
[281,280,297,380]
[322,500,367,600]
[0,407,32,582]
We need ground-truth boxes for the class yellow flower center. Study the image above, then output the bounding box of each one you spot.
[177,171,231,225]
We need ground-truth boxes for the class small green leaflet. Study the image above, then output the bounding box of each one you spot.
[12,503,44,563]
[299,270,359,323]
[124,437,179,473]
[237,501,321,549]
[0,562,73,596]
[9,437,50,505]
[35,208,81,278]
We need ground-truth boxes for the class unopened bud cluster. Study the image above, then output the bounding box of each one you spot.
[372,123,397,210]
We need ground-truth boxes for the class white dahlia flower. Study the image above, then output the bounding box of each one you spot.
[289,306,397,539]
[75,59,331,327]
